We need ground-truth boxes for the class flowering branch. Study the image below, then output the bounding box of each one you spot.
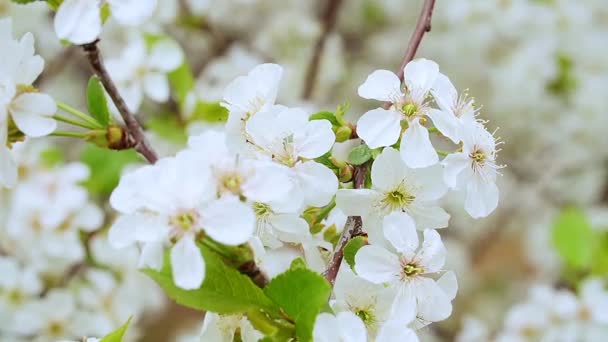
[82,40,159,164]
[324,164,367,284]
[302,0,344,100]
[325,0,437,284]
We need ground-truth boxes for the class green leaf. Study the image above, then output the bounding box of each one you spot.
[591,233,608,276]
[100,316,132,342]
[100,2,111,22]
[343,236,368,270]
[143,244,275,314]
[310,111,338,126]
[190,101,229,123]
[552,207,594,269]
[86,76,111,127]
[264,268,332,342]
[147,116,187,145]
[347,144,372,165]
[290,258,307,270]
[80,145,141,195]
[168,62,195,108]
[11,0,41,4]
[39,147,64,168]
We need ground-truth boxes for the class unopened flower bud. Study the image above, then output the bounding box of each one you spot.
[339,164,354,183]
[335,125,353,142]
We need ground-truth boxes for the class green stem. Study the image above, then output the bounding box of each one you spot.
[52,114,97,130]
[50,131,87,138]
[56,101,104,129]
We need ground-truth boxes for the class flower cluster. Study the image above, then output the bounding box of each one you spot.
[106,59,500,341]
[0,18,57,188]
[457,278,608,342]
[0,142,163,341]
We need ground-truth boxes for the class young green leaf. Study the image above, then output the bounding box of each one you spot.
[99,316,132,342]
[190,101,229,123]
[147,116,187,145]
[80,145,141,195]
[552,207,594,269]
[168,62,195,108]
[86,76,111,127]
[348,144,372,165]
[143,244,276,314]
[264,268,332,342]
[343,236,368,270]
[310,111,339,126]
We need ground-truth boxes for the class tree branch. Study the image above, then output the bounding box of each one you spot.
[325,0,437,284]
[81,40,159,164]
[383,0,436,110]
[302,0,344,100]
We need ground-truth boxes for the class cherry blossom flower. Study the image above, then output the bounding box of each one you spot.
[355,211,457,324]
[356,58,440,168]
[442,121,501,218]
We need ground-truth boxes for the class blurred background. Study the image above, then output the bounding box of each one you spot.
[1,0,608,341]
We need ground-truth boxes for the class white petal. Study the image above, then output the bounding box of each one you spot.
[356,108,402,149]
[400,119,437,168]
[336,311,367,342]
[107,0,158,26]
[417,229,446,273]
[465,177,499,218]
[171,235,205,290]
[0,146,17,188]
[382,211,418,256]
[10,93,57,137]
[414,277,452,322]
[143,72,170,102]
[358,69,403,102]
[436,271,458,300]
[408,164,448,202]
[203,196,255,245]
[403,58,439,102]
[441,152,469,189]
[108,214,169,248]
[294,161,338,207]
[427,108,461,144]
[246,63,282,107]
[242,161,292,203]
[147,39,183,71]
[389,288,417,325]
[354,245,400,284]
[410,205,450,230]
[430,73,457,114]
[54,0,101,45]
[313,313,341,342]
[296,119,335,159]
[139,241,164,270]
[372,147,406,192]
[336,189,376,217]
[270,214,310,243]
[377,321,419,342]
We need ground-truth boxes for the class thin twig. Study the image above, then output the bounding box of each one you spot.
[324,0,437,284]
[323,163,367,284]
[81,40,158,164]
[382,0,436,110]
[302,0,344,100]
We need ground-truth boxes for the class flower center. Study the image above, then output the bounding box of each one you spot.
[378,184,416,214]
[47,321,65,336]
[355,308,376,325]
[253,202,273,218]
[170,210,199,232]
[220,172,243,195]
[271,134,297,167]
[470,150,486,164]
[400,259,424,280]
[401,102,418,117]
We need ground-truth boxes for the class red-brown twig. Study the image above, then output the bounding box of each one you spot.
[82,40,158,164]
[302,0,344,100]
[324,0,437,285]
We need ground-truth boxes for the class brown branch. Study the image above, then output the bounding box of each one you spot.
[325,0,437,284]
[324,163,367,284]
[81,40,159,164]
[302,0,344,100]
[383,0,436,110]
